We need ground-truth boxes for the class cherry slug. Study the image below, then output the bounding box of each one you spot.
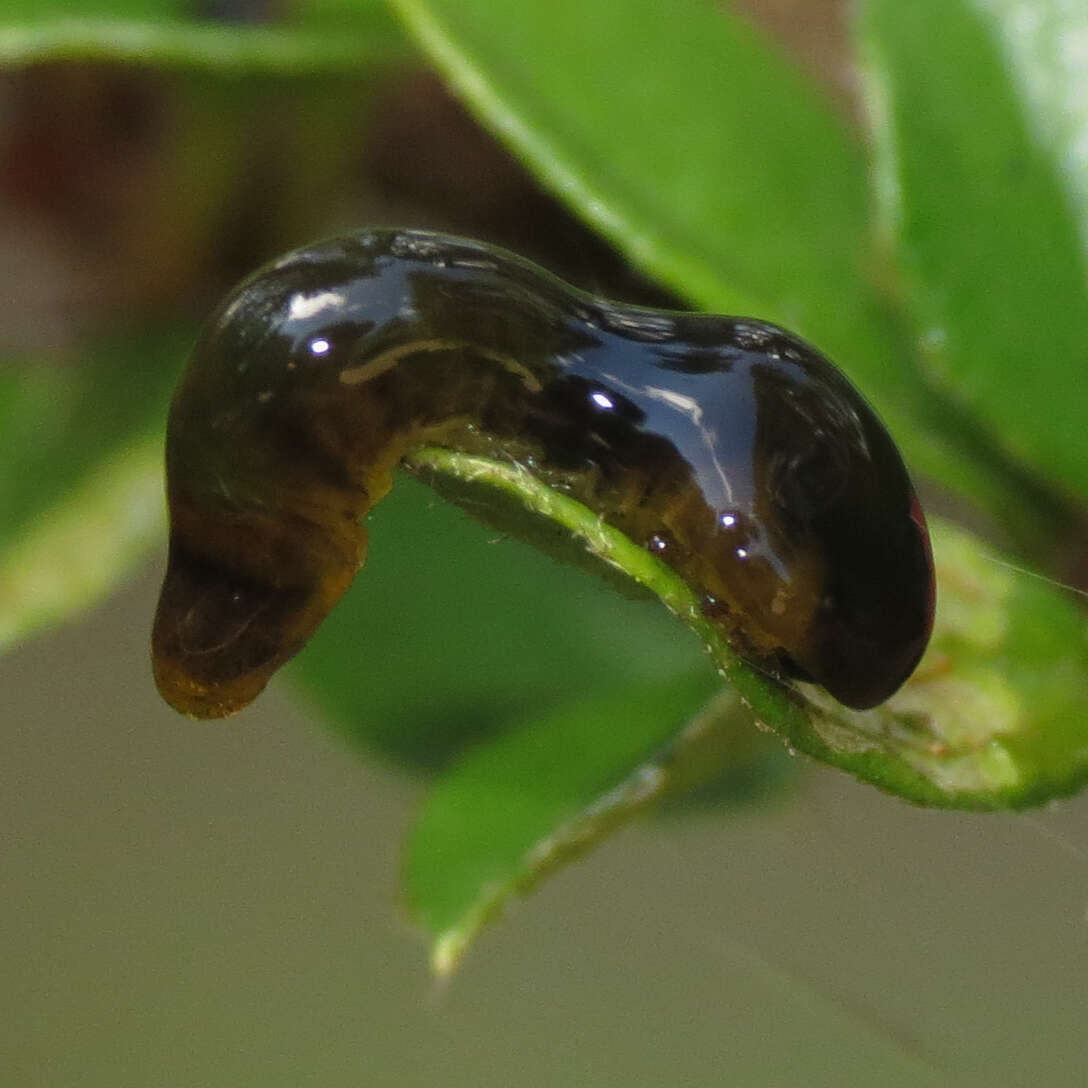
[152,228,934,718]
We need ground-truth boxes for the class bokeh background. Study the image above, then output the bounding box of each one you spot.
[4,1,1088,1084]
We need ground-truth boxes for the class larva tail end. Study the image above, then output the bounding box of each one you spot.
[151,520,364,719]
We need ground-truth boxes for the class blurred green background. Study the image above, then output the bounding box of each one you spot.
[4,0,1088,1083]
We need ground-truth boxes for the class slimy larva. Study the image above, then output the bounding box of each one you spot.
[152,229,935,718]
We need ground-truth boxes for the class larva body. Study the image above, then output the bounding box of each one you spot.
[152,229,934,717]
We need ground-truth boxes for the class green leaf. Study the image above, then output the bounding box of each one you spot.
[405,672,732,974]
[397,447,1088,811]
[856,0,1088,501]
[390,445,1088,960]
[0,435,164,653]
[290,474,711,771]
[798,518,1088,808]
[976,0,1088,242]
[387,0,1072,553]
[0,0,408,71]
[388,0,885,379]
[0,330,183,653]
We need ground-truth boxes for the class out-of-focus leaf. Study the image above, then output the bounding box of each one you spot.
[856,0,1088,502]
[0,330,184,652]
[976,0,1088,250]
[656,698,799,815]
[410,464,1088,969]
[405,671,727,974]
[388,446,1088,956]
[386,0,1058,529]
[0,435,164,653]
[0,0,408,71]
[290,473,711,771]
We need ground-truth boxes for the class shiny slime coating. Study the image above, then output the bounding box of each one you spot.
[152,229,935,718]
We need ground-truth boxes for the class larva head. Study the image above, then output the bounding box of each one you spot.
[623,315,933,711]
[741,348,935,710]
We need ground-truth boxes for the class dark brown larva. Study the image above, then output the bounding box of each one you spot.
[152,229,934,718]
